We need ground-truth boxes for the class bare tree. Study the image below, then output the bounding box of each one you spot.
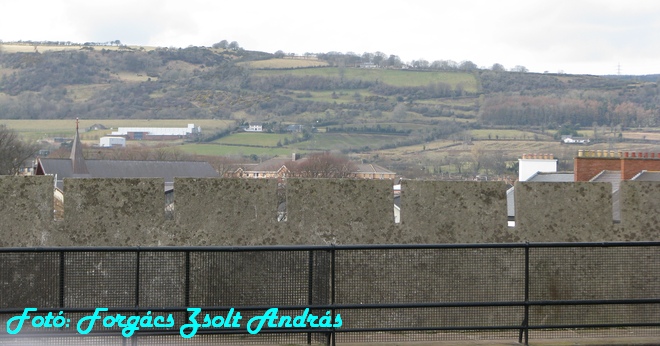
[470,143,487,174]
[0,125,40,175]
[202,155,243,177]
[290,152,356,178]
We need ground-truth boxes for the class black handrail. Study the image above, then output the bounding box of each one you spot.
[1,242,658,345]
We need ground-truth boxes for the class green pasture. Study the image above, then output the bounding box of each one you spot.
[241,58,329,69]
[178,143,295,156]
[205,132,406,153]
[469,129,553,140]
[324,122,428,132]
[212,132,301,146]
[300,89,384,103]
[290,133,403,151]
[254,68,478,91]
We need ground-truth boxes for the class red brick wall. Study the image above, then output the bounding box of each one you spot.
[622,158,660,179]
[574,152,660,181]
[574,157,621,181]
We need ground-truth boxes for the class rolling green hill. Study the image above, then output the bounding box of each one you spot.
[2,41,660,178]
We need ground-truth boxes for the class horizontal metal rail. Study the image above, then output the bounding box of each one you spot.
[0,242,658,345]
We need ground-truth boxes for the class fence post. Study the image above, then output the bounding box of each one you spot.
[132,248,140,346]
[330,245,336,346]
[518,243,530,345]
[135,248,141,307]
[185,251,191,307]
[59,251,65,308]
[308,250,314,345]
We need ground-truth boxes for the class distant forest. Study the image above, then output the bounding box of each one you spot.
[1,41,659,131]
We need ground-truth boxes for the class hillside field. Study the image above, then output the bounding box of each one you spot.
[253,67,479,91]
[1,119,235,140]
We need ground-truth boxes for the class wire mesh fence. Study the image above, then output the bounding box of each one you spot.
[0,243,658,345]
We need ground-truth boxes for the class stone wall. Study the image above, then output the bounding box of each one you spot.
[0,176,658,247]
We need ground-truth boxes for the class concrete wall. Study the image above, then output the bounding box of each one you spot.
[515,182,614,242]
[402,181,510,243]
[0,176,53,247]
[619,181,660,240]
[286,178,394,244]
[60,178,165,246]
[174,178,279,245]
[0,176,658,246]
[1,176,658,340]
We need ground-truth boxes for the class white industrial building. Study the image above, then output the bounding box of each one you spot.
[99,136,126,147]
[111,124,200,137]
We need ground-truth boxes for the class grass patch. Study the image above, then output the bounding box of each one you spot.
[241,58,329,69]
[178,143,296,156]
[212,132,302,146]
[255,68,478,91]
[290,133,406,151]
[469,129,552,140]
[65,84,111,102]
[115,72,157,82]
[301,89,381,103]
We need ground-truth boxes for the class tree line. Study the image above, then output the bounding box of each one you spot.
[1,44,658,132]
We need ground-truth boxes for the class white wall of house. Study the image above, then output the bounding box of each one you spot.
[519,158,557,181]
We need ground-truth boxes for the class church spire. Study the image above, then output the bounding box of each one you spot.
[70,118,89,175]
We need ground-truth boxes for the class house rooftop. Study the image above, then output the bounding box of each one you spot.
[631,171,660,181]
[526,172,574,182]
[38,158,219,191]
[354,163,395,174]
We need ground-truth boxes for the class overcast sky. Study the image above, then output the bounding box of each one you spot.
[2,0,660,75]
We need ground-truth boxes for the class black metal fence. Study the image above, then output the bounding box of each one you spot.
[1,242,659,345]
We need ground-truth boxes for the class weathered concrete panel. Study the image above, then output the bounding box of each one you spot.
[286,179,394,244]
[63,178,164,246]
[335,247,524,328]
[402,181,509,243]
[0,176,53,247]
[175,178,279,245]
[529,246,660,325]
[515,182,613,241]
[619,181,660,240]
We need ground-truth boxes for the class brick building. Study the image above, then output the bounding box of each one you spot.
[574,150,660,181]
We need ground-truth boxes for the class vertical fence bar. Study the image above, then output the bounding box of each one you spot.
[524,243,530,345]
[59,251,65,308]
[307,250,314,345]
[185,250,191,307]
[132,248,140,346]
[518,243,530,345]
[135,249,141,307]
[330,245,336,346]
